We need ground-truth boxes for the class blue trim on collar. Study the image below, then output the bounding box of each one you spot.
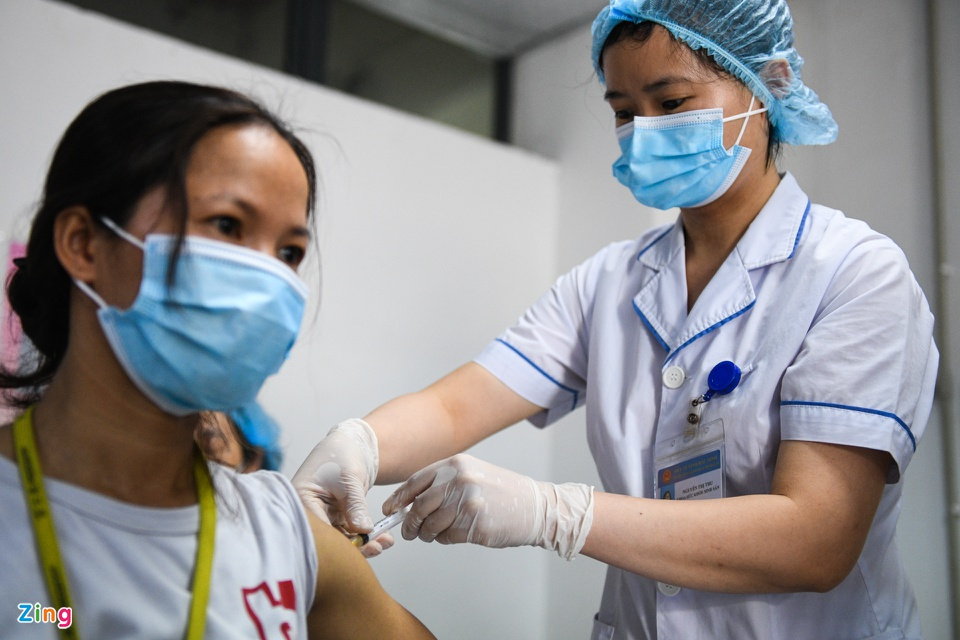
[788,199,811,260]
[496,339,579,412]
[632,300,670,352]
[664,300,756,364]
[780,400,916,451]
[636,226,673,262]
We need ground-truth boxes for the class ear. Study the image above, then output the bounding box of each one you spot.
[759,58,793,99]
[52,206,101,282]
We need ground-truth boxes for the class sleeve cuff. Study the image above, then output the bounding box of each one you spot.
[780,401,916,483]
[474,339,581,428]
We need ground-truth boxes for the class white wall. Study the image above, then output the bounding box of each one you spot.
[510,1,957,638]
[0,1,561,638]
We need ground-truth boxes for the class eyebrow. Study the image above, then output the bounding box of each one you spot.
[287,226,312,240]
[603,75,696,102]
[205,193,312,238]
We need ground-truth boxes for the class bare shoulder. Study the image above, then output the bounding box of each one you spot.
[305,512,435,640]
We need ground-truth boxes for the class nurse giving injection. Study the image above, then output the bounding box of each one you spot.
[294,1,937,638]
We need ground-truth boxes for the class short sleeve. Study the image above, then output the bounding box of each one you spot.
[474,243,631,427]
[779,233,938,482]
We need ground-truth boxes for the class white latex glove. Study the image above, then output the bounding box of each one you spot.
[382,454,594,560]
[292,419,392,556]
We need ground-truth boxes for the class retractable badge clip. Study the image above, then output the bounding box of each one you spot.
[687,361,741,428]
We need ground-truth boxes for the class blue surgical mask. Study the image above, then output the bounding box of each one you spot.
[612,98,767,210]
[75,218,308,416]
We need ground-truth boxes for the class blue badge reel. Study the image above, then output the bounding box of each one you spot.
[703,360,741,401]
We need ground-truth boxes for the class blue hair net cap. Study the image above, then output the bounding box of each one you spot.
[591,0,838,146]
[229,402,283,471]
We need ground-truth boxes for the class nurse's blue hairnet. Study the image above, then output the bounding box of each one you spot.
[229,402,283,471]
[591,0,838,146]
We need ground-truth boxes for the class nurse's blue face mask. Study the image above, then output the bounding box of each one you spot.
[613,97,767,210]
[74,217,308,416]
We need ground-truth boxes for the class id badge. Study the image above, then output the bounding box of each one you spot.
[654,416,726,501]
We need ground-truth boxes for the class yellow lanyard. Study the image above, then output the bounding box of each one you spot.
[13,406,216,640]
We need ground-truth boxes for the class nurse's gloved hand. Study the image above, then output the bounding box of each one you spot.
[292,419,382,554]
[382,454,594,560]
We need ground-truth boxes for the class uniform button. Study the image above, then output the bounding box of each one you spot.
[657,581,681,597]
[662,366,685,389]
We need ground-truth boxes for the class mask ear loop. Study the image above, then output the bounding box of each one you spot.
[73,278,109,311]
[73,217,148,310]
[722,96,768,148]
[734,96,756,147]
[99,217,146,250]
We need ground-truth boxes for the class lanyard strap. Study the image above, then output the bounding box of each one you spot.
[12,406,216,640]
[187,451,216,640]
[13,407,78,640]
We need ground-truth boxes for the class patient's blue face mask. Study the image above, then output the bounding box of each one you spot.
[612,98,767,210]
[75,218,308,416]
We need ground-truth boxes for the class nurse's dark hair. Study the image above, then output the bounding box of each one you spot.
[0,80,317,406]
[599,21,782,166]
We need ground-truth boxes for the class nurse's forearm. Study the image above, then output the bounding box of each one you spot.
[363,391,464,484]
[583,492,833,592]
[580,440,890,593]
[364,362,541,484]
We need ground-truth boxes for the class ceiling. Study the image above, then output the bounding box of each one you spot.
[346,0,608,58]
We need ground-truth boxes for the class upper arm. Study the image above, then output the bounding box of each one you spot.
[780,235,937,481]
[306,512,435,640]
[770,439,890,589]
[426,362,542,445]
[768,229,936,589]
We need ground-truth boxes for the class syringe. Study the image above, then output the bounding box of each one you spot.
[350,504,412,548]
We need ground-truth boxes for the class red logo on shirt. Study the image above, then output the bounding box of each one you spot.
[242,580,298,640]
